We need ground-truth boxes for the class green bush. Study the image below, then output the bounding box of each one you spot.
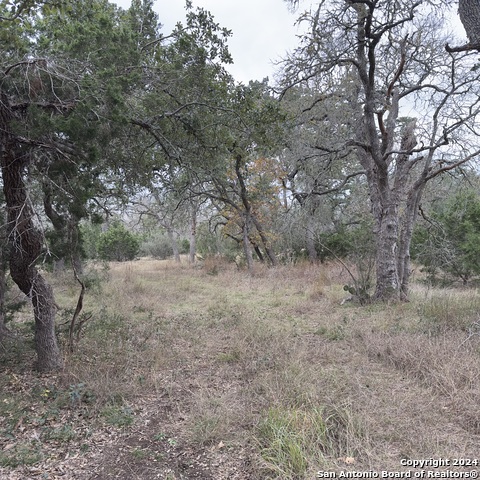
[317,221,374,262]
[317,228,353,262]
[97,222,140,262]
[180,238,190,254]
[412,189,480,285]
[139,233,173,259]
[317,220,375,299]
[196,222,240,259]
[139,231,190,259]
[79,221,103,260]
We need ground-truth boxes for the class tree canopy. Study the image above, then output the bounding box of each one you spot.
[280,0,480,300]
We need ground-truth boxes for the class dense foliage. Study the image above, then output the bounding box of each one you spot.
[97,222,140,262]
[412,189,480,285]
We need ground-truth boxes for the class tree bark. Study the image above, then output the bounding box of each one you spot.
[252,242,265,263]
[355,113,402,300]
[362,120,420,301]
[250,214,278,266]
[0,198,8,339]
[459,0,480,44]
[1,92,63,371]
[351,10,410,302]
[0,248,9,340]
[242,212,254,272]
[372,200,400,300]
[397,185,424,299]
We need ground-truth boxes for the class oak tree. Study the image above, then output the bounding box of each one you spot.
[282,0,480,300]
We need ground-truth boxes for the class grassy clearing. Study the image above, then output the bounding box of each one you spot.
[1,259,479,478]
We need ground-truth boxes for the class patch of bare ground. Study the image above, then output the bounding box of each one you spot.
[1,259,480,479]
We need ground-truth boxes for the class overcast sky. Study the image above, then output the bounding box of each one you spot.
[112,1,467,85]
[112,0,304,84]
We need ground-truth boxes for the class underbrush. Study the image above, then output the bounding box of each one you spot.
[1,259,479,476]
[414,287,480,333]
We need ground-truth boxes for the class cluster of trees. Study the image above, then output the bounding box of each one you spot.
[1,0,480,371]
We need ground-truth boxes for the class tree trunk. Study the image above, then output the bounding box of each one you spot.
[189,203,197,264]
[397,142,430,299]
[0,201,8,339]
[397,187,422,299]
[243,213,254,272]
[250,214,278,266]
[352,19,412,302]
[1,92,63,371]
[252,242,265,263]
[356,123,402,301]
[292,194,318,263]
[372,201,400,300]
[305,210,318,263]
[459,0,480,44]
[167,227,181,263]
[364,121,419,301]
[0,250,9,340]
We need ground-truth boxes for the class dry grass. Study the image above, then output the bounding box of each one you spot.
[1,259,480,478]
